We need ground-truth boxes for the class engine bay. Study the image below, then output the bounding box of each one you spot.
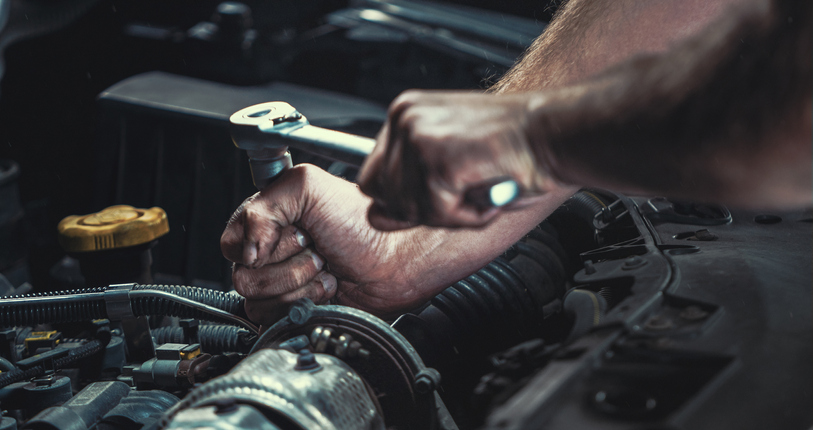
[0,1,810,429]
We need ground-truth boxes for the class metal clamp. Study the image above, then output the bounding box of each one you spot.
[104,283,136,321]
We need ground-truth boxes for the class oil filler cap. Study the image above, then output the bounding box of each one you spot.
[57,205,169,252]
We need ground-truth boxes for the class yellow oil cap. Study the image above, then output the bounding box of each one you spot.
[58,205,169,252]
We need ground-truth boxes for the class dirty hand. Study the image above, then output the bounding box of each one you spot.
[220,164,536,326]
[357,90,556,230]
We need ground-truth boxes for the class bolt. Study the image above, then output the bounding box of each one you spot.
[415,377,432,394]
[584,260,597,275]
[295,349,319,370]
[311,328,332,353]
[289,303,311,325]
[34,375,55,387]
[335,334,352,358]
[310,327,323,346]
[414,369,441,394]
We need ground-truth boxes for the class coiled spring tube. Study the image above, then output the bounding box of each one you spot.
[0,284,253,332]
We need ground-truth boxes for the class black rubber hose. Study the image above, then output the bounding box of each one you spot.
[393,222,569,366]
[0,356,14,372]
[0,339,103,389]
[0,285,247,328]
[152,325,252,354]
[0,366,40,388]
[565,189,615,226]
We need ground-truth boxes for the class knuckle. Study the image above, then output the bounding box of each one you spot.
[289,264,314,288]
[391,90,421,111]
[291,163,322,184]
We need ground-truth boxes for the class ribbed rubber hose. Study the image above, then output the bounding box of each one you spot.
[152,325,252,354]
[0,285,246,327]
[429,222,569,335]
[394,222,570,369]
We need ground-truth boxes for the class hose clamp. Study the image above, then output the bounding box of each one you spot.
[104,283,136,321]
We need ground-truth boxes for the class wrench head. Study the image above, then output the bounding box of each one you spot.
[230,102,309,151]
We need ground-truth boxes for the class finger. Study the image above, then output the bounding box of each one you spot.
[243,271,338,326]
[241,201,285,268]
[221,219,245,264]
[266,225,312,264]
[232,248,327,299]
[221,194,257,264]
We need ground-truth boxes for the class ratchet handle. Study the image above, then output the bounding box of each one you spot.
[231,101,522,208]
[286,125,376,167]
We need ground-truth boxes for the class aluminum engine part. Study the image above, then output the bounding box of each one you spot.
[161,348,384,430]
[255,299,444,430]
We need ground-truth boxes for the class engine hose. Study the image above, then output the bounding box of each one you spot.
[130,285,245,317]
[567,189,610,223]
[393,222,569,366]
[0,339,103,389]
[152,325,253,354]
[0,284,249,330]
[0,356,14,372]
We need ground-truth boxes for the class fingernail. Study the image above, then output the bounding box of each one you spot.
[320,272,337,295]
[295,229,308,248]
[245,242,258,267]
[312,252,325,271]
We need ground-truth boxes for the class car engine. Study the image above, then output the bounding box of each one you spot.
[0,1,810,429]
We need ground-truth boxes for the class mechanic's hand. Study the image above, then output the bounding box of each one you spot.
[357,90,554,230]
[221,164,470,326]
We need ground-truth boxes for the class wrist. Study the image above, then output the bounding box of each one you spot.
[523,91,566,187]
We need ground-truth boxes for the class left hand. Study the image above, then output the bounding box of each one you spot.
[357,90,557,230]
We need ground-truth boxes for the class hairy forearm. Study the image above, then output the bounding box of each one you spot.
[491,0,743,94]
[522,0,811,207]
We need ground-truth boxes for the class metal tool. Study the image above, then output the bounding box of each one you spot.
[230,101,519,209]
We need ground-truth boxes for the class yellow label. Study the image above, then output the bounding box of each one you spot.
[180,347,202,361]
